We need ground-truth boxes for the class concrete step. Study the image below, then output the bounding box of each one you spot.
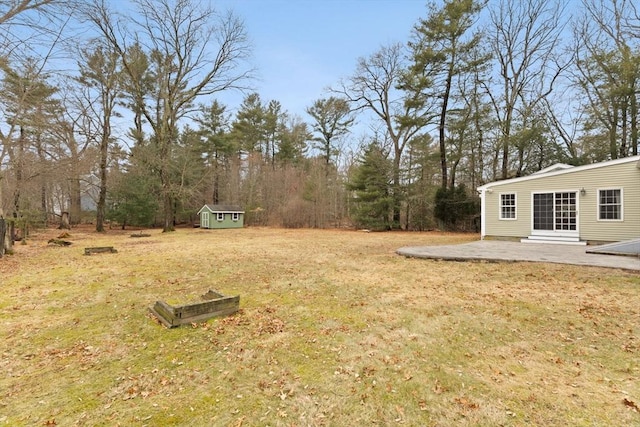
[521,236,587,246]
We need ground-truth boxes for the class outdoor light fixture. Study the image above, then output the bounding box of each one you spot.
[580,187,586,196]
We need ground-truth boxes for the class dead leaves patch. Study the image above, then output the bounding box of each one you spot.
[38,341,102,370]
[212,308,285,337]
[454,396,479,410]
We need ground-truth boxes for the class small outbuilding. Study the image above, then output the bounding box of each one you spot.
[197,204,244,229]
[477,155,640,244]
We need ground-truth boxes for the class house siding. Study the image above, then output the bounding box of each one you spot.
[481,158,640,242]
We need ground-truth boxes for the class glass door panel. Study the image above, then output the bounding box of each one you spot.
[533,192,577,234]
[533,193,554,231]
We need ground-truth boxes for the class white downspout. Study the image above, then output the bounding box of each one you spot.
[479,188,486,240]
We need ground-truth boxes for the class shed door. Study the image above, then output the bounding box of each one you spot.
[201,212,210,228]
[532,192,578,237]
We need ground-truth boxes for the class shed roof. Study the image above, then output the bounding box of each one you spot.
[477,155,640,191]
[199,204,244,213]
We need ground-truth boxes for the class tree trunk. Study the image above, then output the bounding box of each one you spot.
[69,173,82,226]
[96,129,109,232]
[501,110,512,180]
[0,218,6,258]
[13,126,25,235]
[392,151,402,229]
[59,211,70,229]
[439,71,453,189]
[162,176,175,232]
[212,151,220,204]
[620,102,628,158]
[631,86,638,156]
[610,103,618,159]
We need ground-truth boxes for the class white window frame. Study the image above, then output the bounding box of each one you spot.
[597,188,623,221]
[499,192,517,220]
[232,212,239,222]
[216,212,224,222]
[530,190,580,238]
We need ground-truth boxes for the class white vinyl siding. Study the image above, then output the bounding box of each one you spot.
[499,193,516,220]
[598,188,623,221]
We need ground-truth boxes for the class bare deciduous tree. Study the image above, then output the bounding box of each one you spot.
[336,42,429,228]
[85,0,253,231]
[0,0,70,255]
[76,44,122,232]
[485,0,567,179]
[572,0,639,160]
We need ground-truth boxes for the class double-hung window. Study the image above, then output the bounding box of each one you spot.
[500,193,517,220]
[232,212,239,221]
[598,189,622,221]
[217,212,224,222]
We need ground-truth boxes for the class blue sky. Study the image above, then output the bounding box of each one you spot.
[216,0,427,120]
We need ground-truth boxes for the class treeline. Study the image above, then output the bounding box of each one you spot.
[0,0,639,252]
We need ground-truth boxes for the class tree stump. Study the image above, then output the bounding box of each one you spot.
[59,212,70,230]
[48,239,72,246]
[130,233,151,238]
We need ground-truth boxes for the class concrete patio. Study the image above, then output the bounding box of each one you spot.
[397,240,640,271]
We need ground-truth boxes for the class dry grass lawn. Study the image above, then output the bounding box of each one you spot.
[1,226,639,426]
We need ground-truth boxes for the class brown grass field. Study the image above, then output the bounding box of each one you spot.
[1,226,639,426]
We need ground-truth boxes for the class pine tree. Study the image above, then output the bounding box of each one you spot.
[347,142,394,231]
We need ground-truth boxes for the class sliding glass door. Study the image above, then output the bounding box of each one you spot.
[532,192,578,236]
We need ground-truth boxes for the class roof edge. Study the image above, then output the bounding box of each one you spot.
[477,155,640,191]
[198,204,245,214]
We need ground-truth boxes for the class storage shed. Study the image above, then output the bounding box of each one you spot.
[197,204,244,229]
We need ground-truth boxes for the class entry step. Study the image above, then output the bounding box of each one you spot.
[521,236,587,245]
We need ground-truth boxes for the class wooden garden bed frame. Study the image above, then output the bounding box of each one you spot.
[84,246,117,255]
[149,290,240,328]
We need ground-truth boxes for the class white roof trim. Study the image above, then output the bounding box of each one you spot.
[197,206,245,215]
[477,155,640,191]
[531,163,574,174]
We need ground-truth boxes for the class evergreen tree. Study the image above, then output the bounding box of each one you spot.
[433,185,478,230]
[277,117,310,166]
[196,100,234,204]
[77,44,123,232]
[306,97,353,167]
[403,0,486,188]
[347,142,394,231]
[106,169,158,229]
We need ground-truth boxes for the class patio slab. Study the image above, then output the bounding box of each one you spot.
[397,240,640,271]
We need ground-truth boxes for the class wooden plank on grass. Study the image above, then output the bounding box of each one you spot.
[149,289,240,328]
